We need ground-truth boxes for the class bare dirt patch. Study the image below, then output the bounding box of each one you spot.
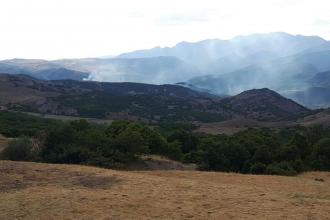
[74,175,119,189]
[126,155,197,171]
[0,161,120,192]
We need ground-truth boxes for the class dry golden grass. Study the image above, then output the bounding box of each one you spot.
[0,160,330,220]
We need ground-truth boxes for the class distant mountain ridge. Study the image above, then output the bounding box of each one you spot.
[0,59,89,81]
[1,32,330,108]
[118,32,328,73]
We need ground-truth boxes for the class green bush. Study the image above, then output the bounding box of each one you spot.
[1,137,35,161]
[266,162,297,176]
[250,162,267,174]
[311,138,330,170]
[2,110,330,176]
[165,141,183,161]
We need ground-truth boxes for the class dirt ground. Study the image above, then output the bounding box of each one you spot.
[0,160,329,220]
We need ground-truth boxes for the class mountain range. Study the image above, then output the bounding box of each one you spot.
[1,32,330,108]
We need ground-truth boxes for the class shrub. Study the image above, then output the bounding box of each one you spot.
[1,137,35,161]
[311,138,330,170]
[266,162,297,176]
[249,162,267,174]
[165,141,183,161]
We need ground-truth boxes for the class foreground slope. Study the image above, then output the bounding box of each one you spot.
[0,161,329,220]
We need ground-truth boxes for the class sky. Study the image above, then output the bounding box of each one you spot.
[1,0,330,60]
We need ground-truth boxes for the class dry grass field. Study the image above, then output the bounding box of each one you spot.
[0,161,329,220]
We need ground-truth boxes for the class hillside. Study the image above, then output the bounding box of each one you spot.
[0,74,311,122]
[0,73,227,122]
[219,88,310,121]
[0,161,329,220]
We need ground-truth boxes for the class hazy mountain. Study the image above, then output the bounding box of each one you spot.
[1,32,330,109]
[284,87,330,109]
[187,49,330,108]
[0,59,89,80]
[54,56,200,84]
[188,58,319,94]
[310,71,330,87]
[119,32,328,74]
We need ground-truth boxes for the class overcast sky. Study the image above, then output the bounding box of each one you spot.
[1,0,330,59]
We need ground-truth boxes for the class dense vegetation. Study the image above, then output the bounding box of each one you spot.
[52,93,225,122]
[0,111,60,137]
[1,111,330,175]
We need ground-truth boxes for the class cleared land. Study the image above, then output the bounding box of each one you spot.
[0,161,329,220]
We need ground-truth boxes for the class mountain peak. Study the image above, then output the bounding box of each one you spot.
[221,88,310,121]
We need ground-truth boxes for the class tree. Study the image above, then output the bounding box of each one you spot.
[114,129,147,158]
[1,137,34,161]
[311,138,330,170]
[289,133,310,159]
[250,162,267,174]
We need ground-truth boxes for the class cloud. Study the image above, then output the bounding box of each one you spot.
[156,11,209,26]
[313,19,330,26]
[1,0,330,59]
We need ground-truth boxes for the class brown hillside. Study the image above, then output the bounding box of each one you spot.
[0,161,329,220]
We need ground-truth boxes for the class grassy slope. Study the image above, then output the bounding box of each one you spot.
[0,161,329,220]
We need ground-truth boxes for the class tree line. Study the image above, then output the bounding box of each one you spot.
[1,111,330,175]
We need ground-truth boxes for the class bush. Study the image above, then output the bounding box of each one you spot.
[165,141,183,161]
[249,162,267,174]
[266,162,297,176]
[1,137,35,161]
[311,138,330,170]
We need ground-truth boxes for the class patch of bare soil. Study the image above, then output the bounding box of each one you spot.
[0,161,329,220]
[126,155,197,171]
[0,162,119,193]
